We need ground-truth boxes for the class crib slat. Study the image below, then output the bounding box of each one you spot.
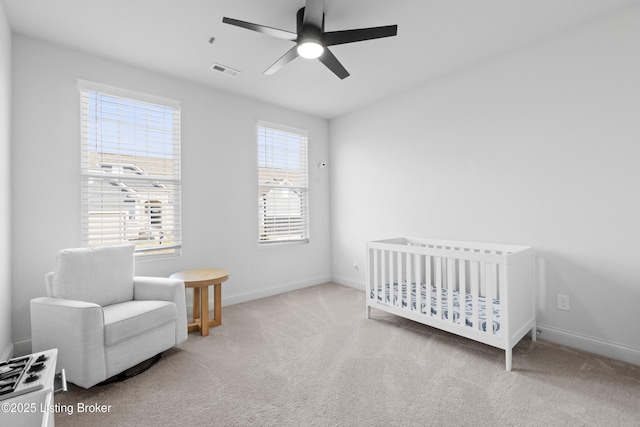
[391,251,398,307]
[397,251,403,309]
[390,250,396,306]
[426,254,433,317]
[470,261,479,331]
[410,253,415,311]
[459,259,466,327]
[415,253,422,313]
[435,256,442,319]
[414,254,419,312]
[392,251,397,307]
[459,259,466,294]
[499,263,508,338]
[478,261,485,332]
[411,254,423,313]
[446,257,455,324]
[485,262,495,335]
[381,250,387,304]
[402,252,407,309]
[377,249,382,302]
[397,251,402,308]
[386,250,391,304]
[397,254,400,307]
[373,248,379,303]
[406,251,412,311]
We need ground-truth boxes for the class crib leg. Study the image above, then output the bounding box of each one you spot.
[505,347,512,372]
[531,327,537,342]
[365,305,371,319]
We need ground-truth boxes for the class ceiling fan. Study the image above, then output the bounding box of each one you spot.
[222,0,398,79]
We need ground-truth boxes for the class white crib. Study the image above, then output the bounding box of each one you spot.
[366,237,535,371]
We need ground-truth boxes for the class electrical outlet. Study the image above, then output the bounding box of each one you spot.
[557,294,571,311]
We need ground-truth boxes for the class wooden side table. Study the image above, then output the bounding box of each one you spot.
[170,268,229,337]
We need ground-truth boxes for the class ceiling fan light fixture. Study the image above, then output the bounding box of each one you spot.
[297,39,324,59]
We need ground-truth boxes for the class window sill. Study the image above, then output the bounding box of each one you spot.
[258,239,309,248]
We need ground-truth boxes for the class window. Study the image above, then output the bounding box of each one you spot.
[257,122,309,244]
[79,80,181,257]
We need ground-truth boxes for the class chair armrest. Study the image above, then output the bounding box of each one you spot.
[30,297,107,389]
[133,277,188,344]
[134,276,184,302]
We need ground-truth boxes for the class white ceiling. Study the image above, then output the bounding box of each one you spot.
[2,0,639,119]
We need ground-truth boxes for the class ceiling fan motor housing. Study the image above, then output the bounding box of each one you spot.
[297,7,323,44]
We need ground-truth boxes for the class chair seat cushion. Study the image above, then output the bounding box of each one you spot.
[103,300,177,347]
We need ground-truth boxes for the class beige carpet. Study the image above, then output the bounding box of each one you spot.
[55,282,640,426]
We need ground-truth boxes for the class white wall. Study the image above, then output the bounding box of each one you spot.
[0,2,12,360]
[330,5,640,364]
[10,35,331,351]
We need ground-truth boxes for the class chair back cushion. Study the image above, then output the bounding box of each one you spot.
[51,244,135,306]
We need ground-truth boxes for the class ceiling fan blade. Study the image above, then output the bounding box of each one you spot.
[324,25,398,46]
[222,17,297,41]
[318,48,350,80]
[264,46,299,75]
[303,0,325,29]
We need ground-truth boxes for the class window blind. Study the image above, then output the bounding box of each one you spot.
[257,122,309,244]
[79,80,182,256]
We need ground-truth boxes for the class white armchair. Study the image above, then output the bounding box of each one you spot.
[30,244,187,388]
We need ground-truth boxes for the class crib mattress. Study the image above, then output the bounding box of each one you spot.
[371,282,501,334]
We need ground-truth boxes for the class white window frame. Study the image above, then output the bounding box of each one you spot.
[79,80,182,258]
[257,121,309,245]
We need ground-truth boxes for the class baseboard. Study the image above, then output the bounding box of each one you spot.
[537,324,640,366]
[1,342,13,361]
[331,276,365,291]
[2,340,32,359]
[222,275,333,307]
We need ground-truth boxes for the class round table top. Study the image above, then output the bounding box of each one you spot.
[170,268,229,286]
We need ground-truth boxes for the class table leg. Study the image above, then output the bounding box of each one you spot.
[187,288,203,334]
[192,287,201,322]
[209,283,222,327]
[200,286,210,337]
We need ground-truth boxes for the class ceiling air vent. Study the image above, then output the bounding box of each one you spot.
[210,63,240,77]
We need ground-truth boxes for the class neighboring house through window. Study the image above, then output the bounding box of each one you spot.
[257,122,309,244]
[79,80,181,257]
